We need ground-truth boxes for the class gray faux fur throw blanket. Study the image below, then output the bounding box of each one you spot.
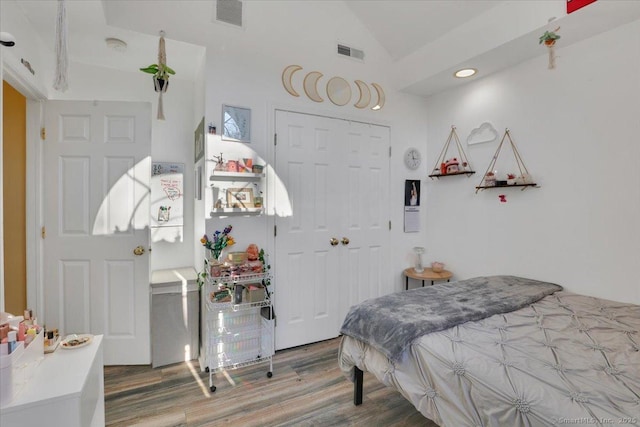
[339,275,562,363]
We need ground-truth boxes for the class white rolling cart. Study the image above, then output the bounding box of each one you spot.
[203,271,274,392]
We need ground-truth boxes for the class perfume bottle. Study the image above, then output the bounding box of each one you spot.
[413,247,425,273]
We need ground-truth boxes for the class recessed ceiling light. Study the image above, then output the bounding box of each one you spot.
[454,68,477,78]
[105,37,127,52]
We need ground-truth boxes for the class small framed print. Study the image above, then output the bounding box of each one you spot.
[195,166,202,200]
[222,105,251,143]
[226,187,254,208]
[194,117,205,162]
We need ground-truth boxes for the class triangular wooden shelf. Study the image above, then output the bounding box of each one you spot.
[428,126,476,179]
[475,128,539,193]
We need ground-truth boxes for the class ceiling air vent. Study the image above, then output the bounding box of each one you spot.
[337,43,365,61]
[215,0,243,27]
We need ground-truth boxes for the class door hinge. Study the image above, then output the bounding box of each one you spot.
[388,221,391,230]
[389,146,391,157]
[274,133,277,146]
[40,127,46,140]
[274,225,277,237]
[41,226,46,239]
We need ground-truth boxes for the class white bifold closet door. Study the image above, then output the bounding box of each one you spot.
[274,110,390,350]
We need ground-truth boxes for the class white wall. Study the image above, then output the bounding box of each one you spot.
[425,19,640,304]
[200,1,429,290]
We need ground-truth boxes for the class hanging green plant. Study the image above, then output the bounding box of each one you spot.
[140,31,176,120]
[140,64,176,85]
[539,28,561,46]
[539,27,561,70]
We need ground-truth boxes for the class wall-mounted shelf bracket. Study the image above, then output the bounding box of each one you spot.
[429,125,475,179]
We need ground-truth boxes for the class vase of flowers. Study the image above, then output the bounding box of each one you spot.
[201,225,235,262]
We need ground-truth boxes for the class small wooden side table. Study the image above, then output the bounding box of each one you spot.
[403,267,453,290]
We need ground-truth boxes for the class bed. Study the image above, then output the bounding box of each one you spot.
[338,276,640,426]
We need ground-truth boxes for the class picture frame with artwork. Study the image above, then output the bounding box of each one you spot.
[195,166,202,200]
[226,187,254,208]
[222,105,251,143]
[194,117,205,162]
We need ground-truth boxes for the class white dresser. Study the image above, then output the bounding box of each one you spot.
[0,335,104,427]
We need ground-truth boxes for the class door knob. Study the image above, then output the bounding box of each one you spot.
[133,245,146,256]
[341,237,350,245]
[330,237,339,246]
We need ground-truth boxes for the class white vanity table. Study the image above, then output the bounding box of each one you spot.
[0,335,104,427]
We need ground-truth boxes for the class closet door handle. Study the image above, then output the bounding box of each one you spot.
[341,237,350,245]
[330,238,339,246]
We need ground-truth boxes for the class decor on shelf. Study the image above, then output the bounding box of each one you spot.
[413,247,425,273]
[226,187,254,208]
[431,261,445,273]
[201,225,235,261]
[475,128,538,193]
[539,27,561,69]
[139,31,176,120]
[429,125,475,179]
[258,248,271,289]
[253,183,264,208]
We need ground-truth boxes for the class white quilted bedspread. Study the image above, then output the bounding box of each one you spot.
[339,291,640,426]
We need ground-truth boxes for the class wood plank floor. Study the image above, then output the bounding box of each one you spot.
[104,337,438,426]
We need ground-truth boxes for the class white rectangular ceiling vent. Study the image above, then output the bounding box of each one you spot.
[215,0,243,27]
[337,43,365,61]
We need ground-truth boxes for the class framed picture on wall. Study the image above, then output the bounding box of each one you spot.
[222,105,251,143]
[194,117,205,162]
[226,187,254,208]
[195,166,202,200]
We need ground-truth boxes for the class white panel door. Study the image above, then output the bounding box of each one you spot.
[44,101,151,365]
[339,121,390,322]
[274,110,390,350]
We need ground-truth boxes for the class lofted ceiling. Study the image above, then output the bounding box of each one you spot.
[7,0,640,97]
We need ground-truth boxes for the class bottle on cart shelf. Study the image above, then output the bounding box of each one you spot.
[234,285,244,303]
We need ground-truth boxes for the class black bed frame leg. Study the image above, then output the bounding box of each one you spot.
[354,367,363,405]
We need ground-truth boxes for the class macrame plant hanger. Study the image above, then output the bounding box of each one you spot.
[53,0,69,92]
[155,31,168,120]
[428,125,475,179]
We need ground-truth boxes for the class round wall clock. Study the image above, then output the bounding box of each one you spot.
[404,148,422,170]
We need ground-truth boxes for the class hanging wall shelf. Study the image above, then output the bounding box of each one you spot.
[475,128,539,193]
[428,125,476,179]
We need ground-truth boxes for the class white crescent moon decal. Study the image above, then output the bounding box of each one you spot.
[371,83,385,110]
[303,71,324,103]
[282,65,302,97]
[353,80,371,109]
[326,77,351,106]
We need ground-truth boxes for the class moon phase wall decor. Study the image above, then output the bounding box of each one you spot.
[371,83,385,110]
[281,65,384,111]
[303,71,324,102]
[281,65,302,97]
[353,80,371,109]
[326,77,351,106]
